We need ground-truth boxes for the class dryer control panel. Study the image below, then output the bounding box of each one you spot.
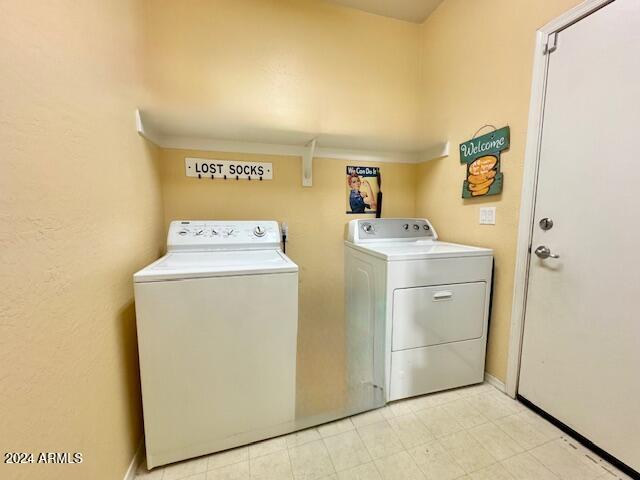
[167,220,281,251]
[347,218,438,243]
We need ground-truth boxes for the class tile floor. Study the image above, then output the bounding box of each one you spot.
[135,382,633,480]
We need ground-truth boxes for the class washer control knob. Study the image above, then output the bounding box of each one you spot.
[254,226,266,237]
[402,224,409,230]
[423,224,430,231]
[362,223,374,234]
[413,224,420,231]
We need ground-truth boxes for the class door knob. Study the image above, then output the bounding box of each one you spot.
[534,245,560,259]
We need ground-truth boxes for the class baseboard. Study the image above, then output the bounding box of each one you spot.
[484,372,506,393]
[123,441,144,480]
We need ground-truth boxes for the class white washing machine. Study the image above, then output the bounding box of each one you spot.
[134,220,298,468]
[345,218,493,402]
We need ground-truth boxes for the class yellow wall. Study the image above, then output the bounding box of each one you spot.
[141,0,421,152]
[1,1,593,478]
[143,0,591,390]
[159,149,417,414]
[0,2,164,480]
[415,0,582,381]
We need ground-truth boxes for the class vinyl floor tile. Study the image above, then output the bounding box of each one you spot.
[136,383,631,480]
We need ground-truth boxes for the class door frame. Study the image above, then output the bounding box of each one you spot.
[505,0,615,398]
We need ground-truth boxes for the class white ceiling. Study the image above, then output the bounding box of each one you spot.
[325,0,443,23]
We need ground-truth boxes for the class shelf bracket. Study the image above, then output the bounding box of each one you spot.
[302,138,317,187]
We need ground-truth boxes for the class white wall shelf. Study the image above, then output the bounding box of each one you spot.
[135,109,449,186]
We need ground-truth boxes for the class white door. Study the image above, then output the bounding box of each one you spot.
[518,0,640,473]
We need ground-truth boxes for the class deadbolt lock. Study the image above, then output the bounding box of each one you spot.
[539,217,554,231]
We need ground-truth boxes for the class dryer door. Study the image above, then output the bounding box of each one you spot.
[392,282,486,351]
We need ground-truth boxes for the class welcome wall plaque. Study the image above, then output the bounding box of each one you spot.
[460,126,509,198]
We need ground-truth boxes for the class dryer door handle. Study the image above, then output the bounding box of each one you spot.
[433,290,453,301]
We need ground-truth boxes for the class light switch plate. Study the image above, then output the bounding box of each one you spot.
[479,207,496,225]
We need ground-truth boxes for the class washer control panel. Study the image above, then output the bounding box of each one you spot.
[347,218,437,243]
[168,220,281,251]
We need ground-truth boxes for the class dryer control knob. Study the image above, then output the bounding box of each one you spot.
[362,223,374,233]
[254,226,266,237]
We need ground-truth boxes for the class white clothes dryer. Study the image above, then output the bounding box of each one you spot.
[345,218,493,402]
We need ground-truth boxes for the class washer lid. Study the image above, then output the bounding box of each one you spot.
[134,249,298,283]
[346,240,493,261]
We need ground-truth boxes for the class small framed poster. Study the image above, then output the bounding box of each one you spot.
[460,126,509,198]
[346,166,379,214]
